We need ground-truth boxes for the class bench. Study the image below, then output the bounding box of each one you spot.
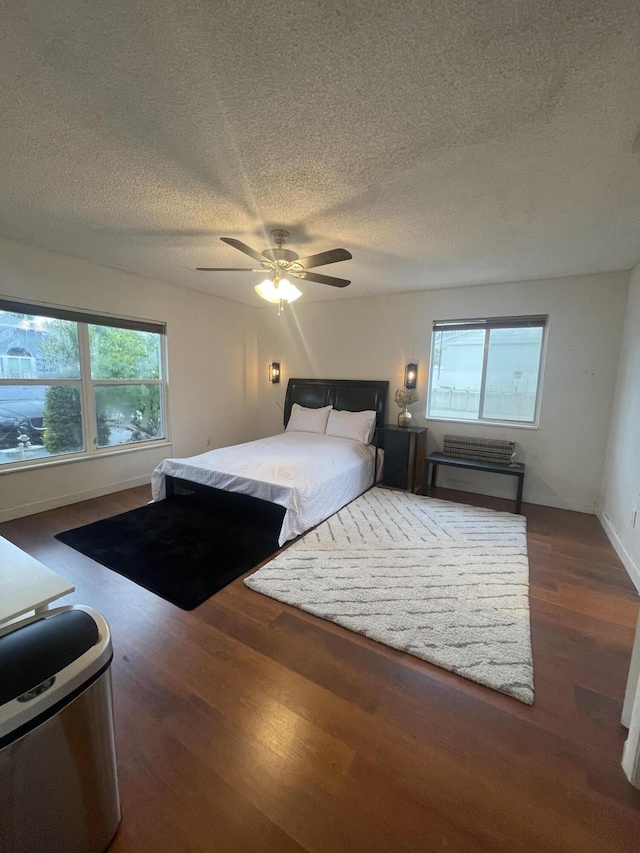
[427,435,525,515]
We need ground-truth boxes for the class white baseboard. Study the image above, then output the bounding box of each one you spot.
[523,492,597,514]
[598,511,640,593]
[0,475,151,524]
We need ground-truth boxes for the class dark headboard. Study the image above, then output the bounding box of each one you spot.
[284,378,389,430]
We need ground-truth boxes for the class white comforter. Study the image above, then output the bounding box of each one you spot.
[151,431,379,546]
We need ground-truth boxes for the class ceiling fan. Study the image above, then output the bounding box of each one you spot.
[197,229,352,306]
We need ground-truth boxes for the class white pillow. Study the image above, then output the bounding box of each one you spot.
[325,409,377,444]
[286,403,333,434]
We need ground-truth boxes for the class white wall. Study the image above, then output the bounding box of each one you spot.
[257,272,629,513]
[600,263,640,587]
[1,242,630,523]
[0,237,258,521]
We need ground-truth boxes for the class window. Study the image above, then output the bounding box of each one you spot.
[427,315,547,425]
[0,299,166,468]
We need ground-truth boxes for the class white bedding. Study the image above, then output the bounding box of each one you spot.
[151,431,381,546]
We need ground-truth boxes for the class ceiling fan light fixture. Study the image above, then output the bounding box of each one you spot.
[278,279,302,303]
[255,278,302,304]
[255,279,281,303]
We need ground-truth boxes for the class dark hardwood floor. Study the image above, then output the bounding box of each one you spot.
[2,485,640,852]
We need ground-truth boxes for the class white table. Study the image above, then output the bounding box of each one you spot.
[0,536,74,626]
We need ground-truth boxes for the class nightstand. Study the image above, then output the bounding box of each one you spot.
[378,425,428,493]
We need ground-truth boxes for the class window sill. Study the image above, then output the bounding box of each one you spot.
[0,440,173,475]
[426,417,539,431]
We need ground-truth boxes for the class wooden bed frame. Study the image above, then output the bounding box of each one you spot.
[165,377,389,501]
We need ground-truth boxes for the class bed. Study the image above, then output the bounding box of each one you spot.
[151,378,389,546]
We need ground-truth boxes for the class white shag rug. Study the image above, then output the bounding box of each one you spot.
[245,487,534,704]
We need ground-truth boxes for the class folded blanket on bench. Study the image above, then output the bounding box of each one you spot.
[443,434,515,465]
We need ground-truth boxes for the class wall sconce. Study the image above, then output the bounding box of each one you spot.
[269,362,280,383]
[404,362,418,389]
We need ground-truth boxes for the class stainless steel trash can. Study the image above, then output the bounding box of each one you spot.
[0,605,120,853]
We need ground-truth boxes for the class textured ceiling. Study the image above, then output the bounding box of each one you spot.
[1,0,640,305]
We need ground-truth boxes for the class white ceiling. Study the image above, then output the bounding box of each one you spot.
[1,0,640,305]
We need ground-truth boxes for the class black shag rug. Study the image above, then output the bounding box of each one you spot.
[55,490,285,610]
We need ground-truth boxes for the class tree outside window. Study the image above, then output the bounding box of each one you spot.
[0,307,166,467]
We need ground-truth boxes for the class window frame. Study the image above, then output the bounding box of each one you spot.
[0,298,170,472]
[427,314,548,428]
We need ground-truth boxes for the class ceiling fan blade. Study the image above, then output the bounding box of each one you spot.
[301,270,351,288]
[220,237,271,264]
[196,267,255,271]
[295,248,352,269]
